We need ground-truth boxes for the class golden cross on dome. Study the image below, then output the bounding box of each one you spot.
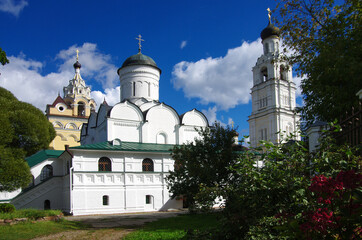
[76,49,79,61]
[231,120,234,129]
[136,34,144,53]
[267,8,272,22]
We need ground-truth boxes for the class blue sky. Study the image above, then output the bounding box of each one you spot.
[0,0,302,137]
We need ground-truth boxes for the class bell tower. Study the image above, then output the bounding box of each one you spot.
[248,9,300,147]
[46,50,96,150]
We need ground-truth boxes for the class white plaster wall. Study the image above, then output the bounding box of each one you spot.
[144,105,179,144]
[107,119,140,142]
[70,151,179,216]
[110,102,143,121]
[119,65,160,103]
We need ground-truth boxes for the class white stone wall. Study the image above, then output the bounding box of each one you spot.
[119,65,160,103]
[70,150,181,215]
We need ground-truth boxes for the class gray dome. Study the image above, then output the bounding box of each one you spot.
[118,53,161,74]
[261,22,281,40]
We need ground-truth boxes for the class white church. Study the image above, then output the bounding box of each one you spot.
[2,18,300,215]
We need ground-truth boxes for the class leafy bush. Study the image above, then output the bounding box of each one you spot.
[179,126,361,239]
[0,203,15,213]
[0,208,62,220]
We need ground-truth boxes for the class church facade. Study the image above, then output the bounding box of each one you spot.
[11,47,208,215]
[7,18,300,214]
[248,18,300,147]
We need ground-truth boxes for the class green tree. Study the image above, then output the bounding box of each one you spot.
[0,87,56,191]
[0,47,9,66]
[166,123,240,211]
[275,0,362,125]
[188,131,361,239]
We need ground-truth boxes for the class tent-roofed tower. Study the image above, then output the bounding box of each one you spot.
[46,50,96,150]
[248,9,300,147]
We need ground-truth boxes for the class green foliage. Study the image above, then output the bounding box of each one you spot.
[0,87,56,191]
[0,209,62,220]
[0,203,16,213]
[166,122,239,211]
[0,47,9,66]
[183,126,361,239]
[275,0,362,124]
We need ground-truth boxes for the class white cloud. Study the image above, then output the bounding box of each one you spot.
[172,39,262,110]
[91,87,120,107]
[57,43,118,89]
[0,0,28,17]
[180,41,187,49]
[202,106,218,124]
[0,43,119,111]
[201,106,231,127]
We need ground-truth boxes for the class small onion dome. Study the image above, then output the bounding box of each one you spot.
[73,61,82,69]
[118,52,161,74]
[260,22,281,40]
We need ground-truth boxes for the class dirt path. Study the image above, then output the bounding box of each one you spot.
[32,211,186,240]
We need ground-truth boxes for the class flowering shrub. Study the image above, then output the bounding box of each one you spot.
[300,170,362,239]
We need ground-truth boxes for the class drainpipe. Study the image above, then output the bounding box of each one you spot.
[69,166,74,215]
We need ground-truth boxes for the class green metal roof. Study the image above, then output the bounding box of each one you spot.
[70,141,175,153]
[26,150,64,168]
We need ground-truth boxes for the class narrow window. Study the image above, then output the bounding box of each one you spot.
[264,43,269,54]
[142,158,154,172]
[146,195,151,204]
[260,129,264,140]
[133,82,136,96]
[261,67,268,82]
[103,195,109,205]
[264,128,267,140]
[41,165,53,181]
[98,157,112,171]
[44,200,51,210]
[148,82,151,97]
[78,101,85,116]
[280,65,286,80]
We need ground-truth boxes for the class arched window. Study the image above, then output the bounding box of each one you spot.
[44,200,51,210]
[41,165,53,181]
[261,67,268,82]
[280,65,287,80]
[78,101,85,116]
[142,158,154,172]
[156,133,167,144]
[103,195,109,205]
[98,157,112,171]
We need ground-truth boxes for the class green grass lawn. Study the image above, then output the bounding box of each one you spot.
[0,212,219,240]
[0,219,88,240]
[124,212,220,240]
